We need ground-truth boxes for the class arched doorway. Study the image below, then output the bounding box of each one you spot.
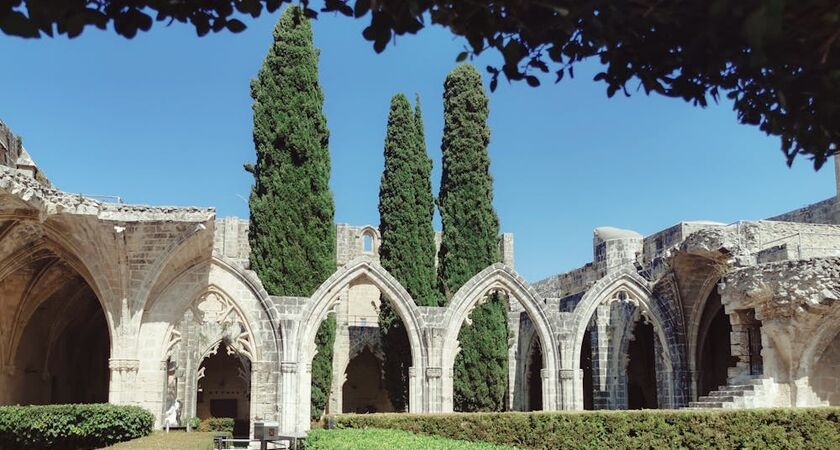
[196,342,251,438]
[10,271,109,405]
[342,347,392,413]
[696,286,734,397]
[626,318,657,409]
[524,337,543,411]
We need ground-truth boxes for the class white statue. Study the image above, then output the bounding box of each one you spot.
[164,399,181,430]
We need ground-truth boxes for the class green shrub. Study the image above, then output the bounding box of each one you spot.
[307,428,515,449]
[0,403,153,450]
[197,417,234,433]
[333,408,840,450]
[188,416,201,430]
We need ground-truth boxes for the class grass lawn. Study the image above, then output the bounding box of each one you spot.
[307,428,517,450]
[101,431,218,450]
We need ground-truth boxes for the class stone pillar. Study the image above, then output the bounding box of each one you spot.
[506,309,521,411]
[540,367,558,411]
[558,368,582,410]
[407,367,420,413]
[426,367,445,412]
[328,323,350,414]
[590,305,612,409]
[278,362,298,434]
[250,361,278,436]
[109,358,140,405]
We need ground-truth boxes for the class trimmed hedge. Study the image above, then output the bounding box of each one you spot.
[0,404,154,450]
[333,408,840,449]
[197,417,234,433]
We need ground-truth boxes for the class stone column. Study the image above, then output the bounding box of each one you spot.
[558,368,582,410]
[278,362,299,434]
[407,367,421,413]
[426,367,446,412]
[328,324,350,414]
[590,305,612,409]
[250,361,278,436]
[109,358,140,405]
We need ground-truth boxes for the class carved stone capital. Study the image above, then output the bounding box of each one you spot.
[557,368,580,380]
[425,367,443,379]
[280,362,298,373]
[109,358,140,372]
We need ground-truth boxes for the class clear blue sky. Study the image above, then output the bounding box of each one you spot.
[0,9,834,282]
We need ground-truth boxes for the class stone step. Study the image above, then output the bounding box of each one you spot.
[699,395,735,403]
[688,401,725,408]
[716,384,758,392]
[710,389,754,398]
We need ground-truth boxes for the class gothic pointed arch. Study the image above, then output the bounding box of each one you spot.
[297,256,425,368]
[440,263,559,410]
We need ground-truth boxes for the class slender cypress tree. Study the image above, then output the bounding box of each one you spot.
[377,93,438,410]
[437,64,507,412]
[248,5,336,420]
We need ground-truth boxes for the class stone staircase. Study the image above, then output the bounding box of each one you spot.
[687,377,765,409]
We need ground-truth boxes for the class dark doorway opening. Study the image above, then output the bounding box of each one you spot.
[697,287,735,397]
[526,338,543,411]
[581,328,594,410]
[196,343,251,438]
[342,348,392,413]
[626,319,658,409]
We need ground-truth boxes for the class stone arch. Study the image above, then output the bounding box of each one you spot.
[570,271,657,365]
[570,270,679,408]
[0,219,116,375]
[136,257,279,428]
[440,263,559,411]
[686,273,727,375]
[292,256,426,429]
[298,256,424,367]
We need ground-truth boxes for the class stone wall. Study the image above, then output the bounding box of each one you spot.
[0,121,21,168]
[767,197,838,225]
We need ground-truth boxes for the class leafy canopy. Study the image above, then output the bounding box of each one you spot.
[3,1,837,167]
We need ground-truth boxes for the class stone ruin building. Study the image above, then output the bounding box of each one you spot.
[1,119,839,436]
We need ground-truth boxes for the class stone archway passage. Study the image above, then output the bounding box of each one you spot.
[525,338,543,411]
[196,342,251,438]
[342,348,393,413]
[626,319,657,409]
[697,287,734,397]
[9,277,109,405]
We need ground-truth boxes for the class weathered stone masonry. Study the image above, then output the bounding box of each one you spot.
[2,121,840,437]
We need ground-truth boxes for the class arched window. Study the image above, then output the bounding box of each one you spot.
[362,232,374,254]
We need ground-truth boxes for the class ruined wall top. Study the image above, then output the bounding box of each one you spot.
[216,219,515,270]
[0,121,48,185]
[0,121,22,168]
[0,165,214,222]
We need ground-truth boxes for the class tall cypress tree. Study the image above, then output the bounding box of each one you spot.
[377,93,438,410]
[248,5,336,420]
[437,64,507,412]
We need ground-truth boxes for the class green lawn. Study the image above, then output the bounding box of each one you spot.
[101,431,218,450]
[307,428,517,450]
